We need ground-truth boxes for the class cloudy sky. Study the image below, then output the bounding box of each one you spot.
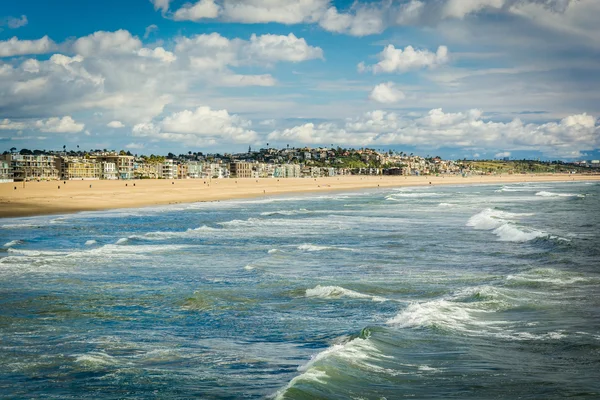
[1,0,599,160]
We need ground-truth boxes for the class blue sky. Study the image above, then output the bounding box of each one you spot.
[1,0,599,160]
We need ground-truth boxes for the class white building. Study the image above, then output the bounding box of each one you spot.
[162,159,175,179]
[102,162,118,180]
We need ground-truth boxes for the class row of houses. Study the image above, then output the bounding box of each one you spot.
[0,154,347,182]
[0,154,133,182]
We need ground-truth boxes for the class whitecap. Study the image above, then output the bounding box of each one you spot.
[115,238,128,245]
[298,244,354,252]
[305,285,387,302]
[3,240,23,248]
[74,352,119,368]
[535,191,584,198]
[506,268,593,286]
[492,223,546,242]
[386,192,442,200]
[84,240,97,246]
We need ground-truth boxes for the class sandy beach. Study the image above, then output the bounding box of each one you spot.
[1,174,598,218]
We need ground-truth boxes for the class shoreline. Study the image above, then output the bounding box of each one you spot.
[1,174,599,219]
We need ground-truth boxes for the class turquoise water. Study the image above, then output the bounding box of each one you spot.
[1,181,599,399]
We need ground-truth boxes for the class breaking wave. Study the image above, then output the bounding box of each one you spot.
[3,240,23,248]
[466,208,546,242]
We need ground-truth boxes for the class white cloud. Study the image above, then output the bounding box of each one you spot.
[175,32,323,68]
[34,116,85,133]
[125,142,145,149]
[173,0,221,21]
[132,106,258,146]
[245,33,323,63]
[144,24,159,39]
[107,120,125,128]
[151,0,171,13]
[1,15,28,29]
[0,36,56,57]
[73,30,142,56]
[360,45,449,74]
[137,47,176,63]
[268,109,599,157]
[218,74,276,86]
[495,151,511,158]
[0,118,27,130]
[369,82,406,103]
[219,0,327,24]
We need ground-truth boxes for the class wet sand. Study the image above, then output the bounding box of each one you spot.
[1,174,598,218]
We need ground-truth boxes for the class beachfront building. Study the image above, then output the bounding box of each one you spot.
[230,162,253,178]
[0,160,13,183]
[92,154,134,179]
[134,162,161,179]
[56,157,101,180]
[204,163,228,179]
[102,162,118,180]
[253,163,275,178]
[177,163,188,179]
[186,161,203,178]
[1,154,59,181]
[162,159,175,179]
[273,164,301,178]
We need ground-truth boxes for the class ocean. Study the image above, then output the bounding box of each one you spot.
[1,180,599,399]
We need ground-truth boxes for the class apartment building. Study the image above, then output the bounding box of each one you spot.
[56,157,101,180]
[1,154,59,181]
[230,162,253,178]
[0,160,13,183]
[91,155,134,179]
[162,159,175,179]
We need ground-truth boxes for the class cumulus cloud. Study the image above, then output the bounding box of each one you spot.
[359,45,449,74]
[158,0,587,41]
[0,36,56,57]
[34,116,85,133]
[0,29,321,128]
[73,30,142,56]
[175,32,323,68]
[267,109,599,157]
[137,47,176,63]
[170,0,327,24]
[173,0,221,21]
[0,118,27,130]
[369,82,406,103]
[245,33,324,63]
[495,151,511,158]
[107,120,125,128]
[132,106,258,146]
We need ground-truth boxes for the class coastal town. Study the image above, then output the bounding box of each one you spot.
[1,146,597,183]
